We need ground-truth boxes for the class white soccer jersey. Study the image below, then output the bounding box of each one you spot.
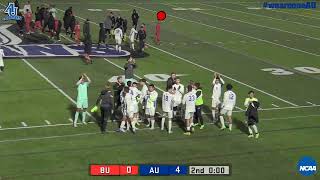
[125,93,134,112]
[172,83,184,106]
[23,4,32,14]
[114,28,123,39]
[182,91,196,113]
[222,90,236,111]
[49,8,57,18]
[129,27,137,42]
[140,84,148,104]
[212,77,224,100]
[145,90,158,109]
[0,49,4,67]
[162,92,175,112]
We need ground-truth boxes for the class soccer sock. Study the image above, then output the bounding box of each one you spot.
[131,43,134,50]
[248,126,253,134]
[212,110,215,120]
[173,110,177,117]
[82,112,86,122]
[74,111,79,124]
[168,120,172,132]
[131,121,136,129]
[161,117,165,130]
[119,46,121,51]
[126,121,130,130]
[151,118,155,129]
[116,45,118,51]
[229,123,232,130]
[186,126,191,132]
[252,125,258,134]
[219,116,225,128]
[147,118,151,125]
[120,121,126,129]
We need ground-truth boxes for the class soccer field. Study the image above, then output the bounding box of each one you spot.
[0,0,319,179]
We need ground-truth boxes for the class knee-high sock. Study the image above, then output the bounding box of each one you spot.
[120,121,126,129]
[116,45,118,51]
[220,116,225,128]
[151,118,155,129]
[252,125,258,133]
[168,120,172,132]
[131,119,136,129]
[74,112,79,124]
[229,123,232,130]
[82,112,86,122]
[248,126,253,134]
[126,121,130,130]
[131,43,135,50]
[119,46,121,51]
[212,110,216,120]
[147,118,151,125]
[161,117,165,130]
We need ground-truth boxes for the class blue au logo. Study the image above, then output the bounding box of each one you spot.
[297,156,317,176]
[4,3,22,20]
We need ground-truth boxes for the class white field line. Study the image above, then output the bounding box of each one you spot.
[44,120,51,125]
[165,3,320,41]
[128,4,320,58]
[21,58,95,120]
[271,104,279,108]
[306,101,317,106]
[235,106,244,111]
[0,114,319,143]
[199,3,320,29]
[21,122,28,127]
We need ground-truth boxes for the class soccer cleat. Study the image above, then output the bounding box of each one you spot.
[183,132,191,136]
[73,123,77,128]
[220,126,226,130]
[82,121,87,125]
[255,133,260,139]
[168,131,173,134]
[118,128,126,133]
[191,127,195,133]
[193,123,199,126]
[200,125,205,129]
[150,127,155,130]
[161,128,164,131]
[248,134,254,138]
[229,127,232,131]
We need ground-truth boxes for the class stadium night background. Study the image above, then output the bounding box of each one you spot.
[0,0,319,179]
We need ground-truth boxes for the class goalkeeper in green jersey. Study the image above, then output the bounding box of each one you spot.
[73,73,91,127]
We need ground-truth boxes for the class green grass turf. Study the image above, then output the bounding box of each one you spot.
[0,0,319,179]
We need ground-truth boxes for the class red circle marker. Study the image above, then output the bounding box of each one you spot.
[157,10,166,21]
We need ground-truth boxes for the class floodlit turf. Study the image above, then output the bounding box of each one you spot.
[0,0,319,179]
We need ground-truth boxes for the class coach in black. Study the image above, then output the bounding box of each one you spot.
[113,76,125,120]
[96,84,113,134]
[137,25,146,53]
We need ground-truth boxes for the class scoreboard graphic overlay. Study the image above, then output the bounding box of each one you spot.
[90,164,231,176]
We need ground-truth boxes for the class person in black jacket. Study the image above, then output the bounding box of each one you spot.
[70,15,76,38]
[245,100,260,138]
[166,72,176,91]
[137,25,146,53]
[113,76,125,121]
[47,12,55,37]
[95,83,113,133]
[97,23,106,49]
[16,12,24,36]
[131,9,139,29]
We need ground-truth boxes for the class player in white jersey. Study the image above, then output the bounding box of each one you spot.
[129,82,141,129]
[182,85,196,136]
[172,77,184,117]
[145,84,158,130]
[219,84,236,131]
[0,48,4,72]
[119,87,133,132]
[161,86,175,133]
[212,73,225,122]
[114,27,123,52]
[129,27,138,50]
[139,79,148,122]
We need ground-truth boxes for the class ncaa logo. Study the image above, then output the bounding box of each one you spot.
[297,156,317,176]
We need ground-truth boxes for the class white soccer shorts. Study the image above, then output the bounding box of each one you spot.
[220,108,233,116]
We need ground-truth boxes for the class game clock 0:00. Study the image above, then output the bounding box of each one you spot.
[90,164,231,176]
